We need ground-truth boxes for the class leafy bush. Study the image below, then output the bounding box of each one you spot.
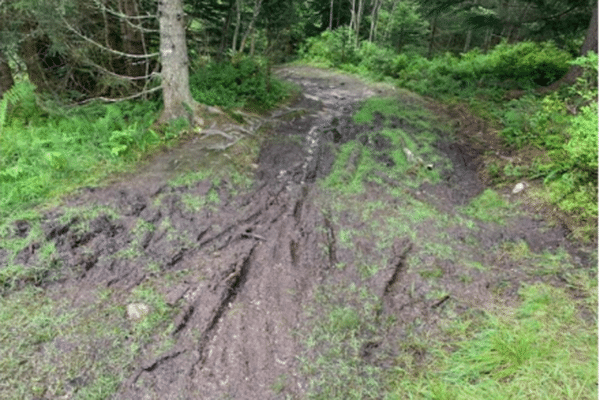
[356,41,397,78]
[500,93,570,149]
[189,57,288,109]
[486,40,571,86]
[300,27,359,67]
[565,104,598,175]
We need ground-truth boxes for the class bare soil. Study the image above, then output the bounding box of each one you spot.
[2,66,596,399]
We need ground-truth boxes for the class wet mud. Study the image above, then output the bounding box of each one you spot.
[2,66,594,399]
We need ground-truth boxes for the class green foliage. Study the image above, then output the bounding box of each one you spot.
[565,104,598,175]
[300,27,359,68]
[568,51,599,106]
[396,41,571,97]
[500,93,570,149]
[0,89,161,218]
[485,40,571,86]
[382,0,429,51]
[0,81,41,131]
[189,57,289,109]
[497,52,598,230]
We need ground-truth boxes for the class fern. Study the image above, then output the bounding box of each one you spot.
[0,81,37,133]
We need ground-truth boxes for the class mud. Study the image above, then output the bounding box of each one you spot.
[2,66,595,399]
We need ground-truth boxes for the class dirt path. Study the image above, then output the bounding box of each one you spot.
[1,66,595,400]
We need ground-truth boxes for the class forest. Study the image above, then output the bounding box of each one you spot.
[0,0,598,398]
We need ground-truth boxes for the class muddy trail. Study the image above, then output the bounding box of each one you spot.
[1,66,596,400]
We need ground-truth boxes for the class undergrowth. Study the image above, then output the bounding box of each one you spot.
[0,83,162,218]
[189,56,291,110]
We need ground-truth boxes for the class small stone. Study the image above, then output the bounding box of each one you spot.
[512,182,526,194]
[127,303,150,321]
[403,148,416,163]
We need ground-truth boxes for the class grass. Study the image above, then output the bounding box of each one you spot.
[300,278,597,400]
[0,275,179,399]
[302,86,596,400]
[460,188,518,224]
[299,283,384,399]
[322,96,450,196]
[405,283,597,400]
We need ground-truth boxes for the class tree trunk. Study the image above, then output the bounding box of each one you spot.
[232,0,242,51]
[19,21,49,92]
[329,0,334,30]
[382,0,398,43]
[158,0,195,124]
[368,0,382,42]
[350,0,356,32]
[427,16,437,59]
[0,50,14,98]
[119,0,146,79]
[239,0,263,53]
[250,31,256,56]
[218,0,235,59]
[355,0,364,46]
[579,2,598,56]
[463,29,472,53]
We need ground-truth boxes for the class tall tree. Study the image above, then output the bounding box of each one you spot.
[158,0,196,123]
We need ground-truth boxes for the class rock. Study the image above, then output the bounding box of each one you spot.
[127,303,150,321]
[403,148,416,163]
[512,182,526,194]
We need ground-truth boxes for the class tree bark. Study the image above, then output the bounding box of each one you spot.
[158,0,195,123]
[368,0,382,42]
[355,0,364,46]
[19,21,49,92]
[329,0,334,30]
[232,0,242,51]
[119,0,147,79]
[463,29,472,53]
[427,16,437,59]
[0,50,14,98]
[218,0,235,59]
[239,0,263,53]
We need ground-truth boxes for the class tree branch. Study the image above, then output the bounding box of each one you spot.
[92,0,157,20]
[84,59,159,80]
[62,16,159,59]
[77,86,162,104]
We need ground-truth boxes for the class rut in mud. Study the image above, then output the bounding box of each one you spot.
[2,66,594,400]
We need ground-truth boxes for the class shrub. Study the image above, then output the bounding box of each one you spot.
[300,27,359,67]
[356,41,397,78]
[486,40,571,86]
[189,57,288,109]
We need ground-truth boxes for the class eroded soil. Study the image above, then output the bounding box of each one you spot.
[1,66,596,399]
